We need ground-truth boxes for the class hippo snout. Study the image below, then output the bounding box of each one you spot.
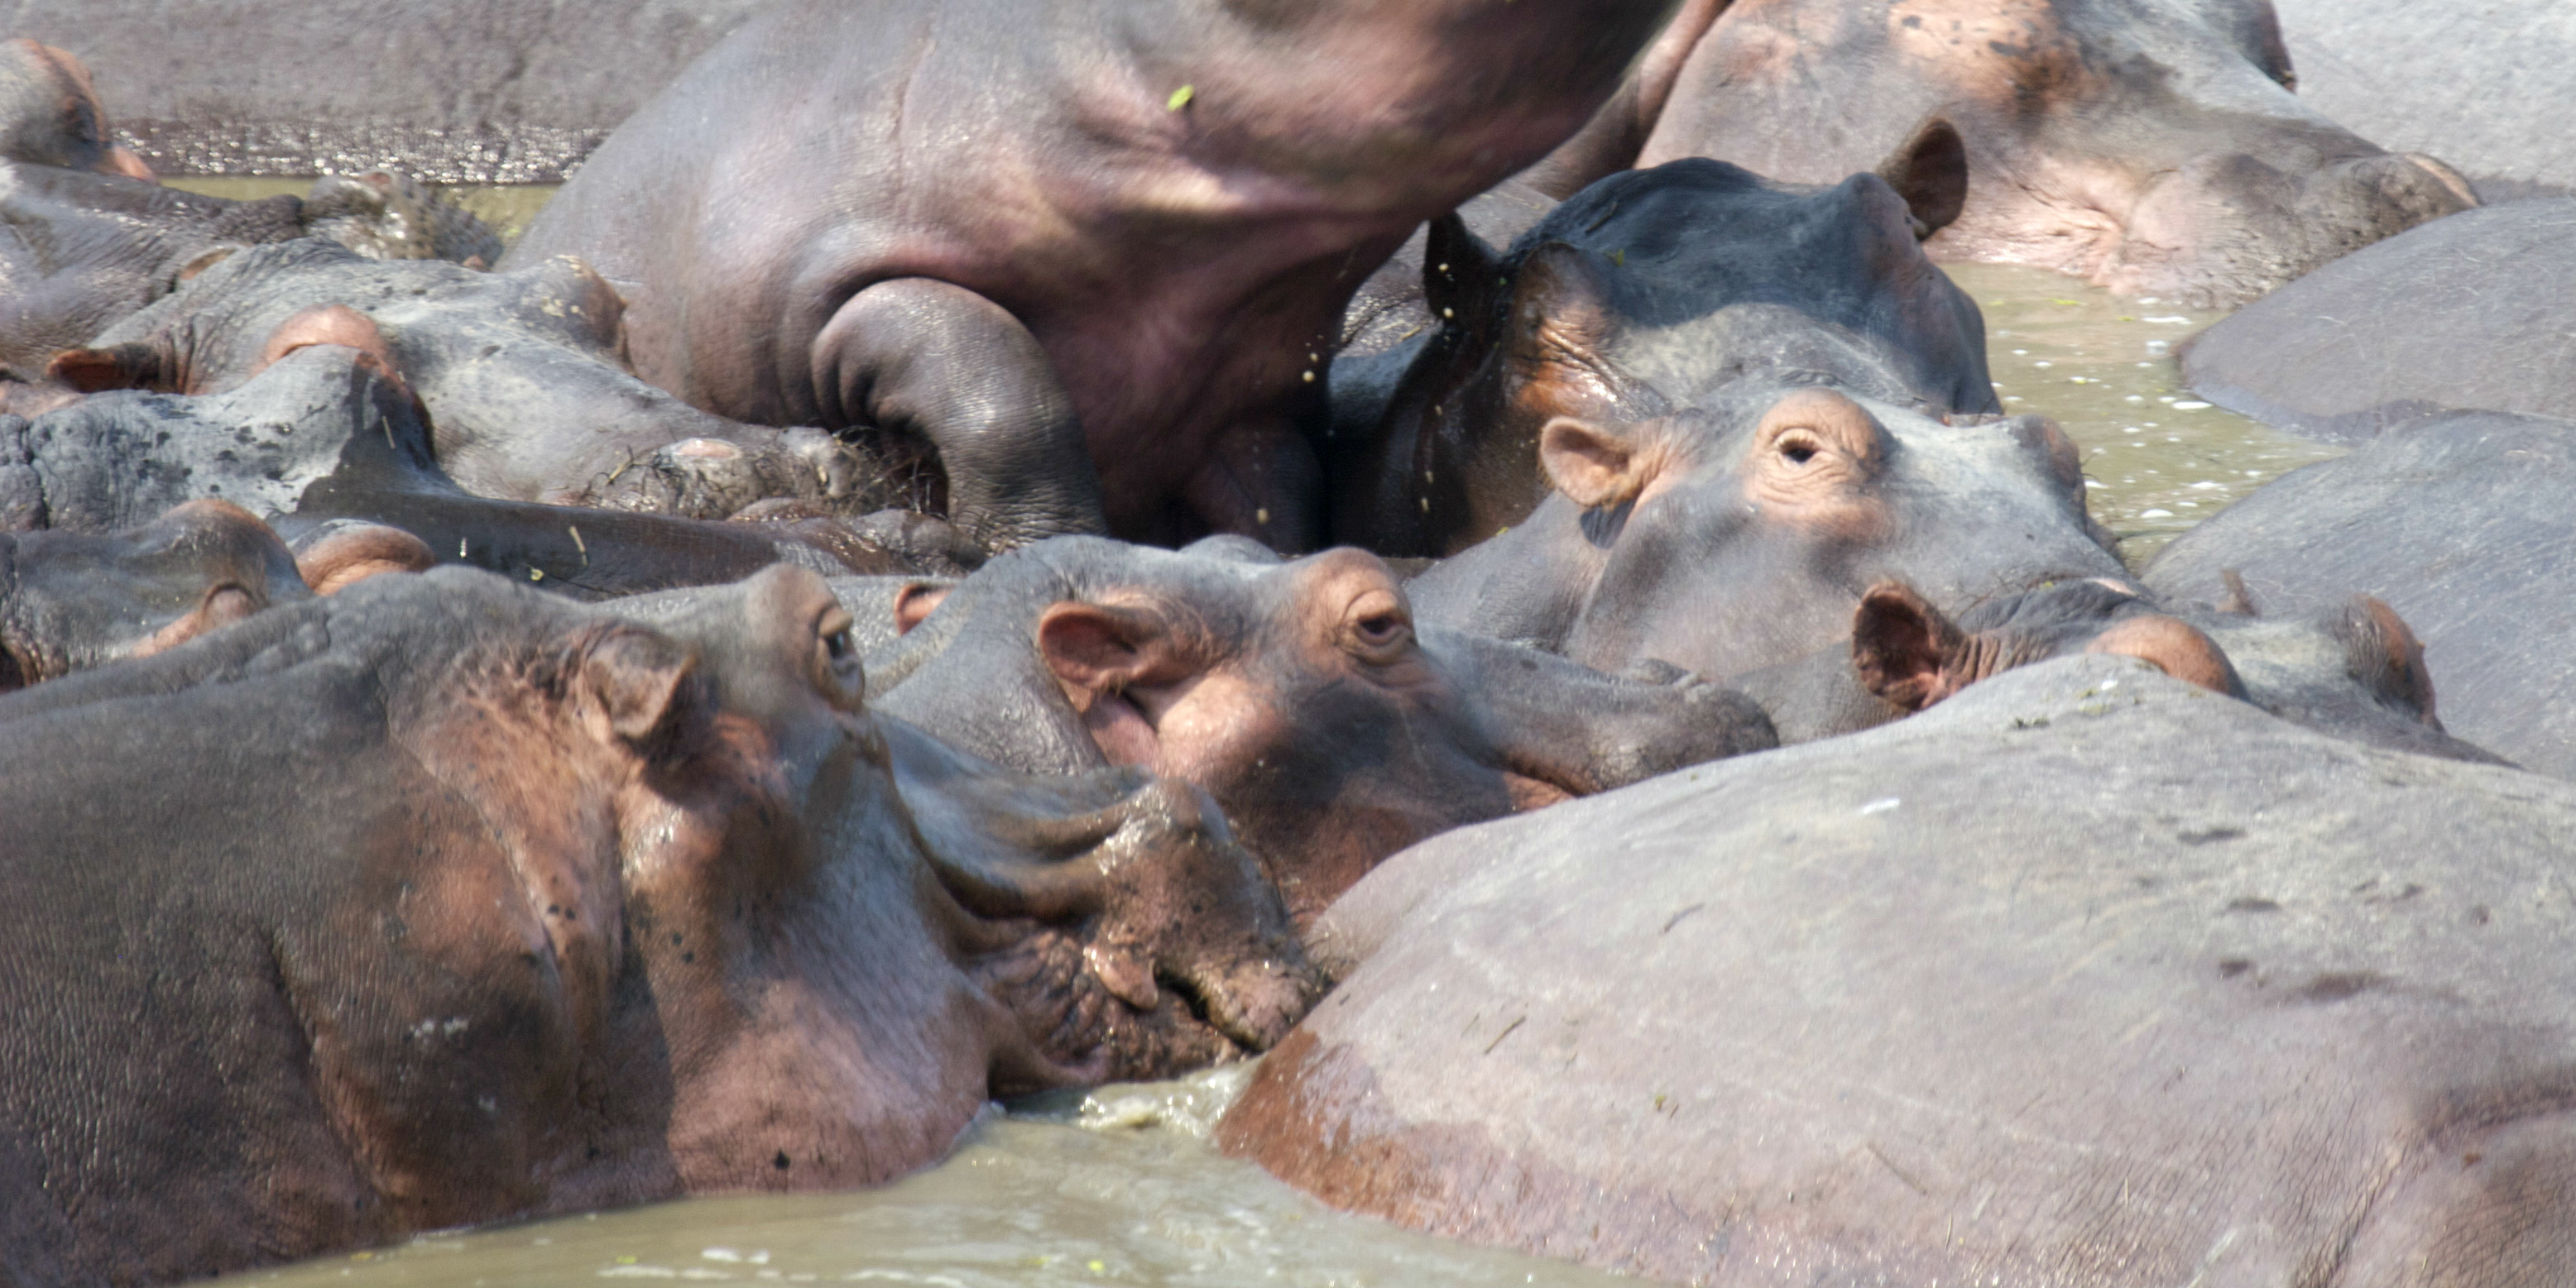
[2108,145,2478,306]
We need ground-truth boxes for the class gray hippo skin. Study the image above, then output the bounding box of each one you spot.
[1221,655,2576,1286]
[0,38,154,178]
[0,1,768,182]
[54,237,877,519]
[507,0,1680,552]
[1334,159,1998,556]
[2147,410,2576,779]
[864,534,1776,925]
[2181,200,2576,443]
[1529,0,2478,307]
[2,344,975,597]
[1407,381,2126,682]
[0,565,1314,1286]
[2272,0,2576,200]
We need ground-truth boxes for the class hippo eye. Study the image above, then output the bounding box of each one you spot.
[824,627,852,661]
[1355,611,1404,644]
[1777,431,1823,467]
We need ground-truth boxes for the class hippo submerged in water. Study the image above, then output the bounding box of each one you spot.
[0,565,1315,1286]
[1526,0,2478,307]
[508,0,1680,552]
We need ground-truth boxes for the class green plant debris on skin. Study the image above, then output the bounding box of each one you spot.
[1167,84,1194,110]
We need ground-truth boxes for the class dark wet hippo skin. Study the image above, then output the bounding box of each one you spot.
[861,534,1776,926]
[54,237,879,519]
[1333,159,1999,556]
[1,343,975,598]
[2147,409,2576,779]
[1224,655,2576,1286]
[0,498,312,689]
[1735,573,2503,763]
[1528,0,2479,307]
[2182,200,2576,443]
[1407,382,2126,683]
[506,0,1681,553]
[2272,0,2576,201]
[0,564,1315,1286]
[0,39,156,180]
[7,2,770,184]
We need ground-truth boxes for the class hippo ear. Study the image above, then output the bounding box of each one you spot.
[2084,615,2244,697]
[290,520,437,596]
[255,304,406,385]
[1422,211,1507,334]
[583,628,702,748]
[2334,596,2439,725]
[44,343,166,393]
[893,582,951,635]
[1875,116,1969,238]
[1539,415,1672,510]
[1851,582,1970,712]
[1037,601,1181,715]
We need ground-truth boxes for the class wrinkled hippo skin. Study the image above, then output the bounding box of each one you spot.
[1740,574,2502,764]
[1534,0,2478,307]
[2,343,971,596]
[2273,0,2576,200]
[2147,410,2576,779]
[1408,382,2124,682]
[509,0,1679,552]
[865,535,1775,925]
[2181,200,2576,443]
[1224,655,2576,1286]
[56,237,878,519]
[0,564,1314,1286]
[1,2,766,182]
[1334,160,1997,555]
[0,38,154,178]
[0,498,312,687]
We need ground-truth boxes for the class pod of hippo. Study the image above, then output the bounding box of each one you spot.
[0,2,2567,1286]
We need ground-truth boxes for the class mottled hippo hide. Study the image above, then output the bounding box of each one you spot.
[2273,0,2576,200]
[2181,200,2576,443]
[1533,0,2478,307]
[2147,409,2576,780]
[1332,159,1998,556]
[0,0,768,182]
[508,0,1675,553]
[0,565,1314,1286]
[1222,654,2576,1286]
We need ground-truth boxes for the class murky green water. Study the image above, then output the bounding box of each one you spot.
[214,1066,1624,1288]
[1940,261,2343,567]
[161,177,560,247]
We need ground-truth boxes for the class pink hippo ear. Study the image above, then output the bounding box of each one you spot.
[892,582,951,635]
[1538,415,1675,510]
[43,342,165,393]
[292,522,437,596]
[1851,581,1971,713]
[582,628,702,748]
[1035,602,1178,714]
[2336,595,2440,725]
[2084,615,2243,696]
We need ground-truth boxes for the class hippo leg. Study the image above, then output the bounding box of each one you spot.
[813,279,1106,552]
[1182,419,1324,554]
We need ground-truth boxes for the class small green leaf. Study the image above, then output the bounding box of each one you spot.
[1167,84,1194,111]
[1609,248,1626,267]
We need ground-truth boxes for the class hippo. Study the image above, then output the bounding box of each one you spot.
[2271,0,2576,201]
[5,1,770,183]
[0,38,155,179]
[51,237,880,520]
[4,341,974,597]
[0,161,498,384]
[1405,382,2127,682]
[0,563,1314,1286]
[1332,159,1998,556]
[1737,574,2501,763]
[0,498,425,689]
[1526,0,2478,307]
[2147,409,2576,779]
[858,535,1777,925]
[506,0,1680,552]
[2181,199,2576,443]
[1222,654,2576,1286]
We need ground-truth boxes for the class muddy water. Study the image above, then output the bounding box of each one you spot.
[215,1065,1625,1288]
[1940,261,2343,567]
[170,192,2334,1286]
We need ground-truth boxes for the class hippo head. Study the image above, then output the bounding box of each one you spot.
[1638,0,2477,306]
[1342,158,1999,553]
[0,39,156,180]
[872,537,1773,924]
[0,500,314,688]
[1410,383,2130,681]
